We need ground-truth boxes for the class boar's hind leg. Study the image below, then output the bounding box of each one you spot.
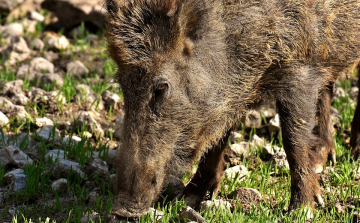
[180,132,230,208]
[313,83,337,171]
[351,72,360,159]
[275,66,329,213]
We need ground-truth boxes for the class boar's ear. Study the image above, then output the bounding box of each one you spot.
[179,0,208,41]
[105,0,120,16]
[156,0,181,17]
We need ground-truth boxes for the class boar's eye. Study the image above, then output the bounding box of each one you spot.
[154,83,169,96]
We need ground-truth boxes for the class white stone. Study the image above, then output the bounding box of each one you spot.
[223,165,248,182]
[1,23,23,37]
[35,117,54,128]
[45,149,66,162]
[269,114,281,134]
[29,57,54,73]
[28,11,45,22]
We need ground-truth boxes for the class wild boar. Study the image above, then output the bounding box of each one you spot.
[104,0,360,218]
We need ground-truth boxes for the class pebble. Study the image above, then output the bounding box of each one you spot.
[269,149,289,170]
[179,206,206,223]
[30,57,54,73]
[27,11,45,22]
[243,110,262,129]
[3,169,27,192]
[268,114,280,134]
[223,165,248,182]
[229,131,243,144]
[1,23,23,37]
[51,178,68,193]
[0,111,9,126]
[3,36,30,66]
[52,159,85,180]
[40,73,64,87]
[31,38,44,51]
[102,90,121,109]
[35,117,54,128]
[0,145,33,168]
[37,126,60,140]
[66,60,89,77]
[45,149,66,163]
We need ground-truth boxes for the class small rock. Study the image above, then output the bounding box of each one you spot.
[149,208,164,222]
[8,133,32,147]
[66,60,89,77]
[199,199,231,213]
[30,57,54,74]
[81,211,100,223]
[0,111,9,126]
[12,93,29,106]
[46,34,70,51]
[22,19,37,33]
[86,34,98,43]
[0,0,24,13]
[87,157,109,179]
[88,191,99,204]
[179,206,206,223]
[35,117,54,128]
[0,23,23,37]
[262,145,281,156]
[223,165,248,182]
[16,64,30,79]
[3,36,30,66]
[45,149,66,162]
[73,111,104,138]
[74,85,104,111]
[0,145,33,168]
[102,90,121,109]
[31,38,44,51]
[3,169,27,192]
[62,135,82,144]
[268,114,280,134]
[43,51,59,62]
[52,159,85,180]
[242,110,262,129]
[250,134,265,148]
[260,107,276,118]
[51,178,67,193]
[2,79,23,96]
[40,73,64,87]
[75,84,94,95]
[348,87,359,99]
[335,202,344,214]
[229,131,243,144]
[228,187,262,209]
[269,149,289,170]
[37,126,60,140]
[27,11,45,22]
[334,87,345,99]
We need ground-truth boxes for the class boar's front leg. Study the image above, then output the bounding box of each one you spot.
[180,132,230,208]
[351,69,360,159]
[274,66,331,214]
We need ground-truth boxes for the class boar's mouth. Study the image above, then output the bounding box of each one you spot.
[112,195,151,218]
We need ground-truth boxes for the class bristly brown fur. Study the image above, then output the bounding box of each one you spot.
[104,0,360,218]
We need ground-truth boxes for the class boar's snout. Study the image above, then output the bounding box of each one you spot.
[112,195,151,218]
[113,153,166,218]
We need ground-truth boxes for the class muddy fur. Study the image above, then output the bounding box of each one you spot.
[104,0,360,217]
